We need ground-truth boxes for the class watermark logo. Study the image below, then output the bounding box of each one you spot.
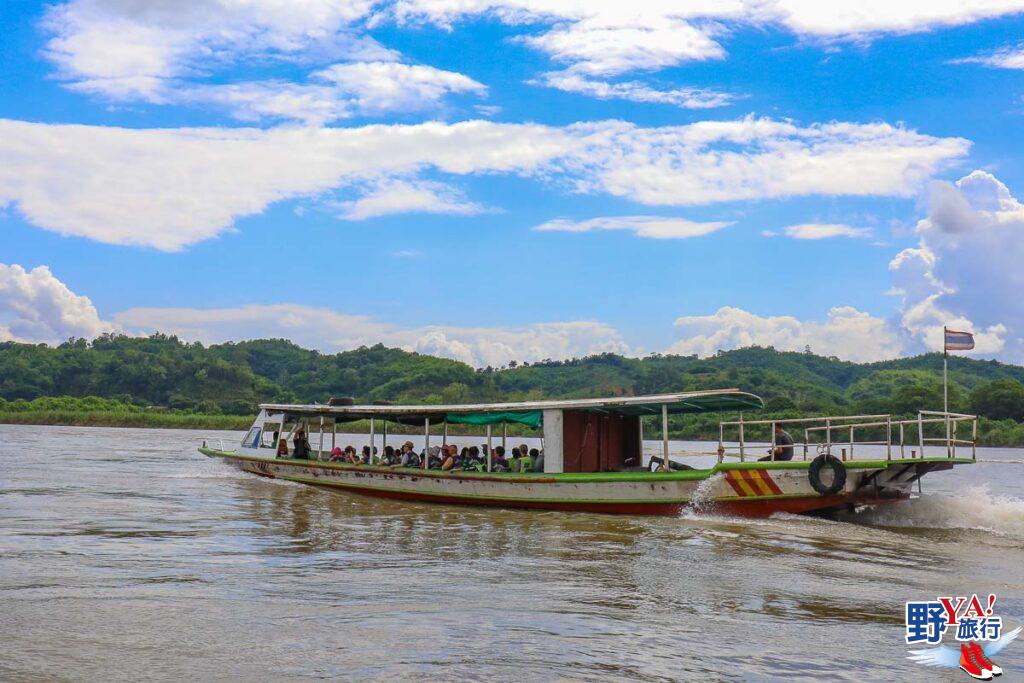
[906,593,1020,680]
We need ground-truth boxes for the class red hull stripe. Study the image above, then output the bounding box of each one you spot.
[755,469,784,495]
[724,471,748,496]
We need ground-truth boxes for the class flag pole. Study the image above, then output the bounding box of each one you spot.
[943,326,951,457]
[943,326,949,414]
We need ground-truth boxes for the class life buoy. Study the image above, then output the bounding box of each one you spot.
[808,454,846,496]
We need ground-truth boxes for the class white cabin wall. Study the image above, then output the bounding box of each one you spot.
[542,409,563,473]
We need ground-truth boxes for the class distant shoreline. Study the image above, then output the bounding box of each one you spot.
[3,411,1023,447]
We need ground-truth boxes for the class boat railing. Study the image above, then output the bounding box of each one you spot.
[716,411,978,463]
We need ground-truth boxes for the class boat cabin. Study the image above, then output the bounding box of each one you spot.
[238,389,765,473]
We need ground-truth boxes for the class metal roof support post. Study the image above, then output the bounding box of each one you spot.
[738,412,745,463]
[661,404,669,472]
[318,416,324,461]
[443,422,448,446]
[424,417,430,469]
[825,418,831,455]
[331,420,336,452]
[717,420,723,464]
[640,416,646,465]
[369,418,375,464]
[849,425,854,460]
[770,422,776,462]
[502,423,507,450]
[886,416,892,461]
[972,418,977,461]
[917,413,925,460]
[900,422,905,459]
[486,425,492,472]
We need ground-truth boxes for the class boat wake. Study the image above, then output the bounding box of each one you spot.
[852,485,1024,539]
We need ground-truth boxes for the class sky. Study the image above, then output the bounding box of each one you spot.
[2,1,1024,367]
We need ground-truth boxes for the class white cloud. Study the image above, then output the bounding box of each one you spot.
[519,17,727,75]
[561,118,969,206]
[392,0,1024,84]
[536,71,734,109]
[43,0,383,99]
[178,62,486,125]
[0,264,114,344]
[114,304,629,367]
[890,170,1024,359]
[42,0,1024,115]
[762,1,1024,38]
[668,305,905,362]
[0,116,967,250]
[953,44,1024,69]
[42,1,485,121]
[783,223,873,239]
[315,61,486,113]
[0,118,571,250]
[340,179,487,220]
[534,215,731,239]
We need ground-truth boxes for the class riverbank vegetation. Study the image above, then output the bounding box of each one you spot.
[2,335,1024,445]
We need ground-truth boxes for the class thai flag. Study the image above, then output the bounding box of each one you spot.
[944,328,975,351]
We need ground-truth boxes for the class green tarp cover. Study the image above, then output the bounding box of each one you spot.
[445,410,543,429]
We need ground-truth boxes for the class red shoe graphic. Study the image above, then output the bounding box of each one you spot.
[970,641,1002,676]
[960,643,993,680]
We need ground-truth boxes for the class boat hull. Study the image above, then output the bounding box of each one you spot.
[199,448,966,517]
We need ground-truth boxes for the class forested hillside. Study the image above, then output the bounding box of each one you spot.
[3,334,1024,442]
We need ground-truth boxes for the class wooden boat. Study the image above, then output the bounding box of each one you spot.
[199,389,977,517]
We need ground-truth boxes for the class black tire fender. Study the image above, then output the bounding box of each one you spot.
[808,454,847,496]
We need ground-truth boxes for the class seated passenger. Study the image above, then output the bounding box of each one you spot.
[441,445,461,471]
[292,430,310,459]
[465,446,485,472]
[759,423,795,462]
[514,448,535,473]
[490,446,510,472]
[531,448,544,473]
[380,445,397,466]
[362,445,377,464]
[427,446,444,469]
[328,446,345,462]
[344,445,360,464]
[396,441,421,468]
[277,438,289,458]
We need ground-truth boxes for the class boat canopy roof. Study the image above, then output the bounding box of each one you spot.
[260,389,764,426]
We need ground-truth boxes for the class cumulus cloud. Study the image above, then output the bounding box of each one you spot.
[114,304,629,367]
[533,215,731,239]
[782,223,873,239]
[0,264,114,344]
[0,117,966,250]
[535,71,734,109]
[890,170,1024,359]
[339,179,488,220]
[667,306,905,362]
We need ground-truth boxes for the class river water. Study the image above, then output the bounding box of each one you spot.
[2,424,1023,682]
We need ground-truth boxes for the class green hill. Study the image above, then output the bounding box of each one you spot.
[3,334,1024,444]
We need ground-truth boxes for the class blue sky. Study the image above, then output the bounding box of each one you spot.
[2,1,1024,366]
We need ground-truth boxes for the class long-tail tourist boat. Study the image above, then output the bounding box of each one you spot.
[199,389,978,516]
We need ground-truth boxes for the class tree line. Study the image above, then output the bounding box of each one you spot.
[2,334,1024,442]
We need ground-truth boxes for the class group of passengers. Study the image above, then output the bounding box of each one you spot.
[279,429,544,472]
